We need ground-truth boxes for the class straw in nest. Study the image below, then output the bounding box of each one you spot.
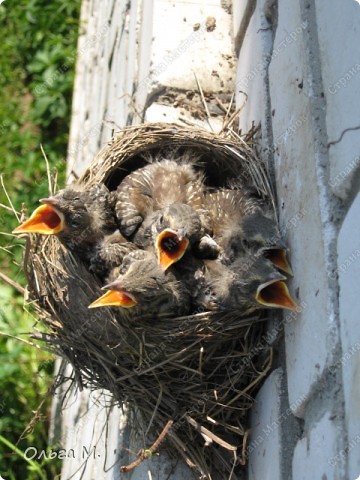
[18,122,280,479]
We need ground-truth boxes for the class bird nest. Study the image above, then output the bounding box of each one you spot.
[23,122,278,479]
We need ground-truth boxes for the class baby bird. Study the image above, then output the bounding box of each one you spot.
[12,184,133,276]
[205,189,292,274]
[136,202,219,270]
[88,250,191,318]
[198,252,297,314]
[113,155,208,238]
[89,230,138,279]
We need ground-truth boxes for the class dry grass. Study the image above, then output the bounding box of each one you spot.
[18,122,277,479]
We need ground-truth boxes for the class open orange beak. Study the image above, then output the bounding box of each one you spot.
[256,279,297,310]
[12,199,64,235]
[156,228,189,270]
[88,289,137,309]
[264,248,293,276]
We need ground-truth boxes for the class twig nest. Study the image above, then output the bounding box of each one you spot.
[26,123,276,479]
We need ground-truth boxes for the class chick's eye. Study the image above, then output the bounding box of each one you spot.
[72,200,83,210]
[157,214,165,227]
[70,218,81,228]
[122,260,131,272]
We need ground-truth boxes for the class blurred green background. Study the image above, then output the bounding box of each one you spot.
[0,1,81,478]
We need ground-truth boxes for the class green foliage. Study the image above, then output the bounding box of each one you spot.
[0,0,81,478]
[0,0,81,230]
[0,286,60,479]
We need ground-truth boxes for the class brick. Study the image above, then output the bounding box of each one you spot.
[144,102,225,132]
[292,414,345,480]
[235,0,273,134]
[59,388,121,480]
[315,0,360,200]
[106,0,138,135]
[232,0,254,52]
[248,369,283,480]
[138,0,235,95]
[338,192,360,479]
[67,0,130,178]
[59,385,195,480]
[232,0,248,38]
[268,0,336,417]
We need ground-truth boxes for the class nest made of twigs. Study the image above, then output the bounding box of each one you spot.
[24,122,278,479]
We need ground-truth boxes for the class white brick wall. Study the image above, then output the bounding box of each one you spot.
[234,0,360,478]
[315,0,360,201]
[248,369,283,480]
[338,193,360,480]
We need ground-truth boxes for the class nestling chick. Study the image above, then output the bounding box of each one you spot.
[199,252,297,314]
[135,202,219,270]
[13,184,118,264]
[88,250,191,318]
[89,230,138,279]
[113,155,209,238]
[205,189,292,274]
